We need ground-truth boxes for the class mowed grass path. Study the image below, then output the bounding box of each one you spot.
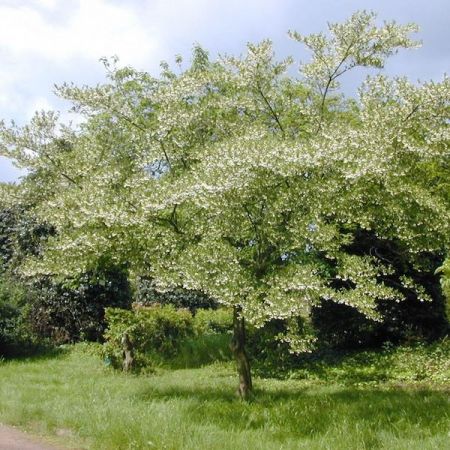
[0,345,449,450]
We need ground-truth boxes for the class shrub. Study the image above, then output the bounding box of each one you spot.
[246,319,304,377]
[170,334,232,368]
[134,277,217,312]
[437,258,450,319]
[103,304,194,371]
[27,265,131,344]
[312,293,449,350]
[0,276,32,356]
[193,308,233,335]
[385,339,450,383]
[311,230,449,349]
[288,338,450,385]
[1,205,132,345]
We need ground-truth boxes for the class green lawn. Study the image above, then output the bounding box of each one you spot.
[0,342,449,450]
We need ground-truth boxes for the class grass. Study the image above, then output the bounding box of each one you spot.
[0,341,449,450]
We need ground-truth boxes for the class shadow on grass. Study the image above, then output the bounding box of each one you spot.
[251,347,390,380]
[136,382,450,440]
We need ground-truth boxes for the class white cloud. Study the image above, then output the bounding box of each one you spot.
[0,0,165,67]
[32,0,58,10]
[0,70,22,110]
[0,0,170,139]
[25,96,54,120]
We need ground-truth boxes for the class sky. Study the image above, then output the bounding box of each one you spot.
[0,0,448,182]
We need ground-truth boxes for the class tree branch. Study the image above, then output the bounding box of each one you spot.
[256,82,285,135]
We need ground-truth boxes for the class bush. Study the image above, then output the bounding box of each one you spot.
[1,205,132,345]
[134,277,217,312]
[193,308,233,335]
[0,207,17,271]
[0,276,32,356]
[170,334,232,368]
[311,301,378,349]
[246,319,303,377]
[288,338,450,385]
[103,304,194,371]
[384,339,450,384]
[312,293,449,350]
[311,230,449,349]
[27,265,131,344]
[437,258,450,319]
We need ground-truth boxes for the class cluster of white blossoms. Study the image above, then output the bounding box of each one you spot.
[1,11,448,352]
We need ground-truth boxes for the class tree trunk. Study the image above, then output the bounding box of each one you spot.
[230,306,253,399]
[121,332,134,372]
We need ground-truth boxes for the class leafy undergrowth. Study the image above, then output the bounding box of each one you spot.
[285,339,450,387]
[0,340,449,450]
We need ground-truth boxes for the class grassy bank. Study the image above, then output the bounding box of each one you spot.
[0,341,449,449]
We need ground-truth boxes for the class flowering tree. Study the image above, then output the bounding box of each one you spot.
[1,12,449,397]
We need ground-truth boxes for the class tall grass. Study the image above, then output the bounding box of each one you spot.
[0,342,449,449]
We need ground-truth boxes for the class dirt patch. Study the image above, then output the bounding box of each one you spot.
[0,424,65,450]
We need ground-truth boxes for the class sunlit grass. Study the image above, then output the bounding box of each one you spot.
[0,342,449,449]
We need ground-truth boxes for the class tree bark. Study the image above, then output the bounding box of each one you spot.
[121,332,134,372]
[230,306,253,399]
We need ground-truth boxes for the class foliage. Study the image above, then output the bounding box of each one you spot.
[0,201,132,347]
[189,309,316,376]
[188,308,312,376]
[166,308,233,369]
[0,276,29,355]
[103,304,194,370]
[436,258,450,317]
[193,307,233,335]
[27,265,131,344]
[135,276,217,312]
[170,333,231,369]
[289,338,450,385]
[1,11,449,358]
[383,340,450,384]
[0,204,55,274]
[337,230,448,344]
[0,207,16,272]
[313,295,448,350]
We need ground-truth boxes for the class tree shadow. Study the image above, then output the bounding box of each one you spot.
[135,382,449,441]
[252,347,399,382]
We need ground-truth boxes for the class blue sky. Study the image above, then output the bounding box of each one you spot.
[0,0,448,182]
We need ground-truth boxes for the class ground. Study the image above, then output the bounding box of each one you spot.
[0,424,63,450]
[0,342,449,449]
